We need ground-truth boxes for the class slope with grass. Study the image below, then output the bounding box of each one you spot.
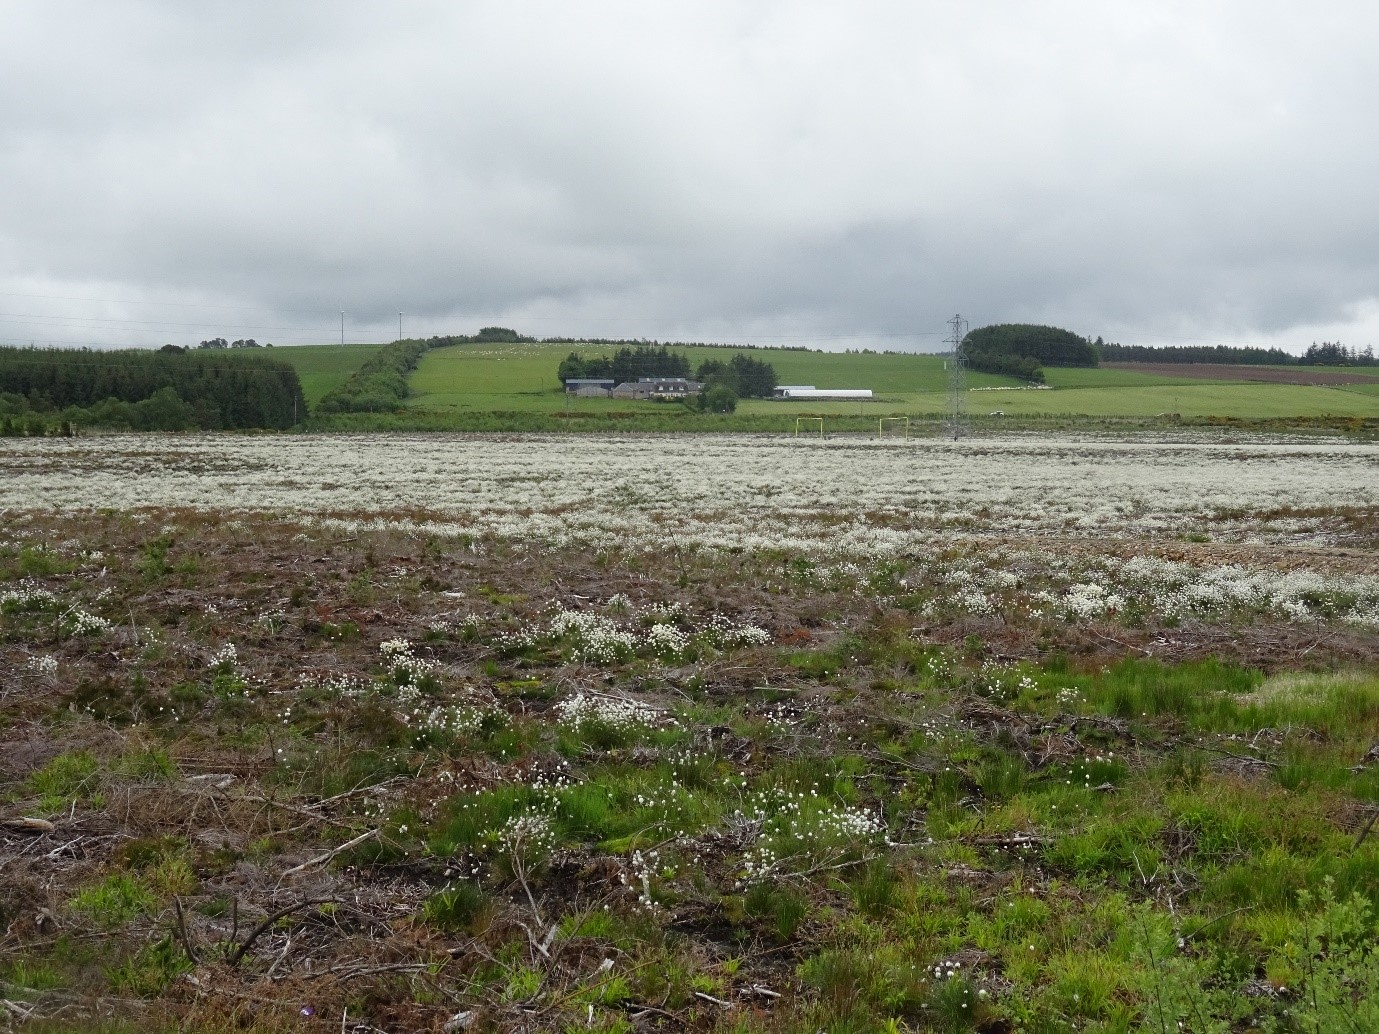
[407,341,1021,412]
[397,341,1379,425]
[273,343,383,407]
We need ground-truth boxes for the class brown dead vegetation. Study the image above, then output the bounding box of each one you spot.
[2,508,1378,1031]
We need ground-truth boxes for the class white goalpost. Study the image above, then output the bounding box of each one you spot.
[878,416,910,440]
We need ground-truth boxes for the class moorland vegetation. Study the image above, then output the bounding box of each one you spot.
[3,432,1379,1031]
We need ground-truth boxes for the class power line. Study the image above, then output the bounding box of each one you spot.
[0,334,335,350]
[0,312,331,333]
[0,290,336,316]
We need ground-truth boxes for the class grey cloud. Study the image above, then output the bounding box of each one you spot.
[2,1,1378,350]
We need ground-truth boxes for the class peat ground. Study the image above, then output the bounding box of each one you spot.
[3,510,1379,1032]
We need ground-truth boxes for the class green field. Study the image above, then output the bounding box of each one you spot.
[404,341,1379,421]
[275,343,382,406]
[276,339,1379,425]
[409,342,1016,414]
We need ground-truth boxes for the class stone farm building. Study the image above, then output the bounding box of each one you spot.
[565,377,704,400]
[563,378,616,396]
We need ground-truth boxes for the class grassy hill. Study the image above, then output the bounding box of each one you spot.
[405,341,1379,421]
[407,342,1016,412]
[273,343,383,407]
[272,339,1379,429]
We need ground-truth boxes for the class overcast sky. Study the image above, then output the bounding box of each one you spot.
[2,1,1376,352]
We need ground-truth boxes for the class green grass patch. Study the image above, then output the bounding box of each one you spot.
[68,873,157,929]
[28,750,101,811]
[273,343,383,407]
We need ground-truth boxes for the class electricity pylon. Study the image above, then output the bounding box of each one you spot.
[945,314,968,440]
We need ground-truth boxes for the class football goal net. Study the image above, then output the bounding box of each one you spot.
[878,416,910,440]
[794,416,825,439]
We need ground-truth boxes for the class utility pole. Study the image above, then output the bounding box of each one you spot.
[340,311,345,346]
[945,313,968,440]
[399,312,404,342]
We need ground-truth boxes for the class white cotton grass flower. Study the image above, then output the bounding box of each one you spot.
[705,614,770,648]
[490,812,557,865]
[0,582,60,613]
[66,608,112,636]
[296,670,367,698]
[379,638,438,684]
[549,609,639,664]
[5,436,1379,560]
[208,643,240,671]
[644,622,690,660]
[1060,583,1124,619]
[733,788,888,887]
[402,703,488,739]
[554,693,670,733]
[26,654,58,676]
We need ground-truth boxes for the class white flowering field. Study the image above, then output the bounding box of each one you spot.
[3,431,1379,1033]
[4,432,1379,548]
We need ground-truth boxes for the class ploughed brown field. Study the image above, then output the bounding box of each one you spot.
[1106,362,1379,385]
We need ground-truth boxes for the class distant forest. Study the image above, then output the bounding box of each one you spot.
[1100,341,1376,366]
[0,346,306,433]
[558,346,692,383]
[961,324,1100,383]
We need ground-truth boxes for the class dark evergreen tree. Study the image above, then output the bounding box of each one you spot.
[0,346,306,429]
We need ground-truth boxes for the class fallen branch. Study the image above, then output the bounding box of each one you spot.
[3,817,55,834]
[742,984,781,999]
[279,828,378,878]
[694,991,734,1009]
[1,999,37,1022]
[309,776,410,809]
[1354,808,1379,850]
[974,832,1048,851]
[172,895,199,965]
[227,897,338,967]
[1198,745,1280,769]
[307,961,433,980]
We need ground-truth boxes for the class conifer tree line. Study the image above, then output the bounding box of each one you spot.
[0,345,306,433]
[960,324,1100,383]
[1098,340,1375,366]
[693,354,777,398]
[557,346,692,383]
[959,325,1375,379]
[317,328,551,413]
[315,339,431,413]
[558,346,778,398]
